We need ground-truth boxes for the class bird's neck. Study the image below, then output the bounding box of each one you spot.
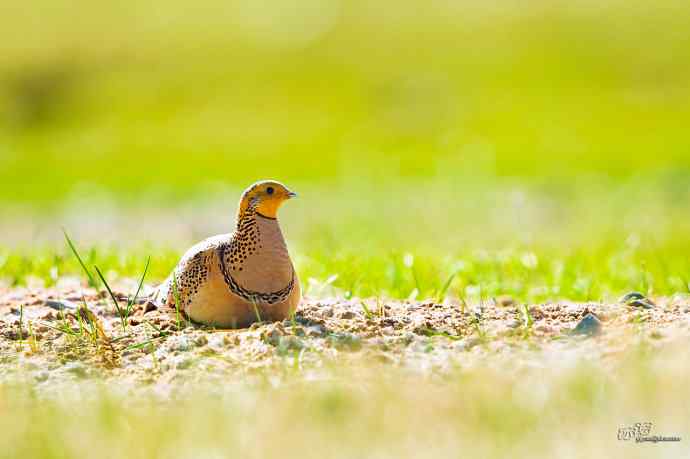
[235,205,287,252]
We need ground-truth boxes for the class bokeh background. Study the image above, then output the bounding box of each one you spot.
[2,0,690,300]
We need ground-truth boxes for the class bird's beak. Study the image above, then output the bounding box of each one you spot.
[286,191,298,199]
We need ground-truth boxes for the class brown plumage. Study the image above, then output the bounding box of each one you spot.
[153,180,300,328]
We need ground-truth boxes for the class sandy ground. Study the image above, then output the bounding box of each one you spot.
[2,280,690,395]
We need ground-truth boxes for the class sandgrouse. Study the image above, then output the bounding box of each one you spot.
[154,180,300,327]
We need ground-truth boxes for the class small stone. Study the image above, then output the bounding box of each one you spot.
[224,334,240,346]
[34,371,49,382]
[174,355,194,370]
[619,292,646,303]
[319,307,334,318]
[628,299,655,309]
[571,313,602,337]
[277,336,304,354]
[338,310,357,320]
[528,307,544,320]
[459,337,481,351]
[141,301,158,315]
[262,324,285,346]
[496,295,515,307]
[620,292,654,309]
[306,324,326,337]
[327,333,362,351]
[64,362,88,378]
[506,319,521,329]
[45,300,78,311]
[381,326,394,336]
[401,332,416,346]
[167,335,193,352]
[194,335,208,347]
[41,311,56,321]
[208,334,226,351]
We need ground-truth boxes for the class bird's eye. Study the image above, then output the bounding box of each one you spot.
[266,187,274,195]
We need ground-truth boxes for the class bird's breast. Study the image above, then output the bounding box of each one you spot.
[229,218,293,293]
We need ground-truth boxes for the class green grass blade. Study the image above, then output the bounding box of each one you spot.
[437,269,461,304]
[250,297,263,324]
[172,275,183,330]
[62,228,98,288]
[360,301,374,320]
[124,336,166,351]
[95,265,127,332]
[19,304,24,341]
[522,304,534,328]
[39,321,80,337]
[126,256,151,316]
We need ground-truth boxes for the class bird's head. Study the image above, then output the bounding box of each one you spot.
[238,180,297,220]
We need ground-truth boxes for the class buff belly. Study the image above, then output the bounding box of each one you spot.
[184,272,301,328]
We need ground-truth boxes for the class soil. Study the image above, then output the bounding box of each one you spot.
[2,280,690,394]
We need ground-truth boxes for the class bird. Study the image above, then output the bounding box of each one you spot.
[152,180,301,328]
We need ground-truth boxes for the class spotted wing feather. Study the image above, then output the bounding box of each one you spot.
[153,235,228,309]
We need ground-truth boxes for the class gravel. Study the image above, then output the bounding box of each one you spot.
[1,283,690,392]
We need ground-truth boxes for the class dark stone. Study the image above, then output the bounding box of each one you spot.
[619,292,655,309]
[572,313,602,337]
[627,299,655,309]
[45,300,77,311]
[619,292,646,303]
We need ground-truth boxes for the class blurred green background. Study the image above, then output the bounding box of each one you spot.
[1,0,690,300]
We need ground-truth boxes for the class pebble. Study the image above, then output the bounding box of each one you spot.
[496,295,515,307]
[207,334,226,351]
[46,300,80,311]
[619,292,645,303]
[262,326,285,347]
[628,299,655,309]
[277,336,304,353]
[224,334,240,346]
[620,292,655,309]
[328,333,362,351]
[338,311,357,320]
[174,355,194,370]
[64,362,88,379]
[572,313,602,337]
[167,335,193,352]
